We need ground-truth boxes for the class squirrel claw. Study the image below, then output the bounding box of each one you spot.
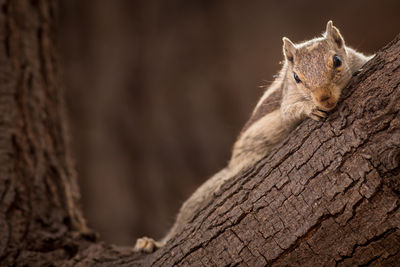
[134,237,164,253]
[309,108,328,121]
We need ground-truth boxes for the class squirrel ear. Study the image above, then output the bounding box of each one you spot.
[325,20,345,49]
[282,37,296,63]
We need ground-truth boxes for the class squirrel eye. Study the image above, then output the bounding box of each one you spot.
[293,72,302,83]
[333,54,342,68]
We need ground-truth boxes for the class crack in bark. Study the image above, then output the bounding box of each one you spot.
[168,208,251,267]
[334,228,397,266]
[266,203,346,265]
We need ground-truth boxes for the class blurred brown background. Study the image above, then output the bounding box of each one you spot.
[58,0,400,245]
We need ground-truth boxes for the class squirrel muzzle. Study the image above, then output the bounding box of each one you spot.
[312,87,339,111]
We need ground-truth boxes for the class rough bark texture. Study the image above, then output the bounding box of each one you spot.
[0,1,399,266]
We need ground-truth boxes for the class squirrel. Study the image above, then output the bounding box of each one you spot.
[134,21,373,253]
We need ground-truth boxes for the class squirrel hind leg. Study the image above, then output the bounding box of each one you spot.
[134,236,165,253]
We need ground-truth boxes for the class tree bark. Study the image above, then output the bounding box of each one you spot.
[0,0,90,266]
[0,1,399,266]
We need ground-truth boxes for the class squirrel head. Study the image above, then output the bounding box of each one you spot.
[282,21,352,111]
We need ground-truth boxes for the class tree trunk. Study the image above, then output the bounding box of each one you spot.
[0,0,89,266]
[0,1,399,266]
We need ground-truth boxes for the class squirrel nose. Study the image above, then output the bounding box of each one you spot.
[318,95,330,102]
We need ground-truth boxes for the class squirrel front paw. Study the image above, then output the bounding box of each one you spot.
[305,102,328,121]
[309,107,328,121]
[134,237,164,253]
